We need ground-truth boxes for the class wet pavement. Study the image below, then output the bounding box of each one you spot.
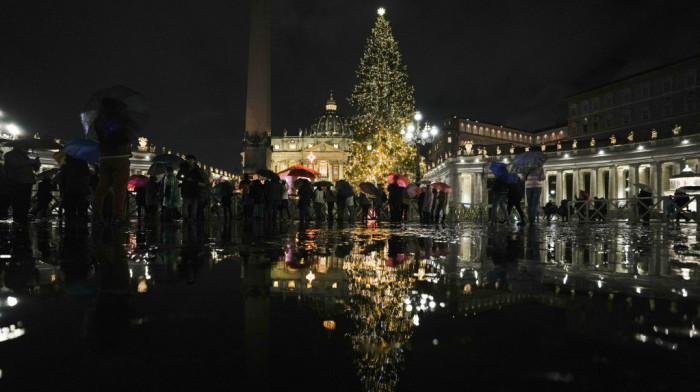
[1,218,699,391]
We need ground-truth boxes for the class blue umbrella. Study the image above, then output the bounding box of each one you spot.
[489,162,509,181]
[64,138,99,164]
[507,172,520,184]
[510,151,547,174]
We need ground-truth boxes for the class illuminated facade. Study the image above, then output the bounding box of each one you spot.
[270,94,352,181]
[425,56,700,207]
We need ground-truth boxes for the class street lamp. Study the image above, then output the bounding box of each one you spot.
[401,111,438,181]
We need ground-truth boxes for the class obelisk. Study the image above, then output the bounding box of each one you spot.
[241,0,272,173]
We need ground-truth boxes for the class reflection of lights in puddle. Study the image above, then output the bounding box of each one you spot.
[5,296,18,307]
[412,314,420,326]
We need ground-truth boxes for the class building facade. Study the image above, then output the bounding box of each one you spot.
[424,56,700,208]
[270,94,352,181]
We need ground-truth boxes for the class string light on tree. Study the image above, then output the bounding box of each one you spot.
[346,7,416,188]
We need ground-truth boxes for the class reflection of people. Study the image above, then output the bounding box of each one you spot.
[162,166,182,222]
[4,146,41,225]
[525,167,545,224]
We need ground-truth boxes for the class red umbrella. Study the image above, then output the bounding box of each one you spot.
[279,164,320,180]
[128,174,149,189]
[431,182,452,193]
[386,173,409,188]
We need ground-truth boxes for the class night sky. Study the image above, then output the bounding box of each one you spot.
[2,0,700,171]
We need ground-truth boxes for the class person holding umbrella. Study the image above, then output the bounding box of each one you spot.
[4,145,41,225]
[388,174,404,222]
[92,98,135,224]
[490,175,509,226]
[177,155,204,222]
[524,167,545,224]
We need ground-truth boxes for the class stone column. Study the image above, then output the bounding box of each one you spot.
[572,169,580,196]
[609,166,618,200]
[449,167,459,208]
[242,0,272,173]
[629,164,639,194]
[590,169,598,198]
[650,161,661,203]
[474,172,484,204]
[556,171,564,204]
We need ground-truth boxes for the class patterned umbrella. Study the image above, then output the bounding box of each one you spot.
[386,173,409,187]
[510,151,548,174]
[81,85,149,135]
[128,174,149,189]
[431,182,452,193]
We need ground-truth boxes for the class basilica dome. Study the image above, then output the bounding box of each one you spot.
[308,94,352,137]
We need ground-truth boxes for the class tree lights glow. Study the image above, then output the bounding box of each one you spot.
[346,8,416,187]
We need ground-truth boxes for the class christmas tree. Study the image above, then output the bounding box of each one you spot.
[346,8,416,187]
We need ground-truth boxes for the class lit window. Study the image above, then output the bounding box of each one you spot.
[308,144,313,148]
[333,144,339,148]
[274,144,279,150]
[447,136,452,143]
[290,143,296,149]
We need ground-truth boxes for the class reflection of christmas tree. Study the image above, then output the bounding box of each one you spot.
[344,246,415,391]
[346,8,416,187]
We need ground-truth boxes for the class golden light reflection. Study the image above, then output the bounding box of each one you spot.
[323,320,336,330]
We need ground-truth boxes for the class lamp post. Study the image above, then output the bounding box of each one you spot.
[401,111,438,182]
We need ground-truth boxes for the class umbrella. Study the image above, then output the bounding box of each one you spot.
[81,85,149,135]
[213,181,234,198]
[676,185,700,193]
[256,168,278,180]
[386,173,409,187]
[507,172,520,184]
[418,180,432,185]
[431,182,452,193]
[278,164,320,178]
[293,177,310,190]
[406,183,421,198]
[360,182,379,196]
[489,162,509,181]
[633,183,654,194]
[314,180,333,188]
[151,153,185,166]
[63,138,99,164]
[335,179,354,199]
[36,168,60,180]
[2,137,63,150]
[510,151,547,174]
[128,174,149,189]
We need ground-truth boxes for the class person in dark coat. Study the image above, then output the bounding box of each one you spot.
[0,151,10,219]
[507,179,526,225]
[637,189,653,223]
[248,178,265,219]
[264,177,283,222]
[134,186,146,219]
[239,173,252,221]
[145,175,160,218]
[4,146,41,224]
[218,180,234,221]
[673,190,691,223]
[297,181,313,222]
[543,200,558,222]
[34,177,54,219]
[59,156,92,221]
[387,176,403,222]
[358,192,371,222]
[375,184,387,222]
[325,186,336,222]
[176,155,204,221]
[490,177,509,225]
[434,190,448,224]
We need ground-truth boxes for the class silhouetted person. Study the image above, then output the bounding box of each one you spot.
[325,185,336,222]
[34,177,54,219]
[507,179,526,225]
[525,167,545,224]
[93,97,134,225]
[543,200,557,222]
[177,155,204,222]
[4,146,41,225]
[387,176,403,222]
[434,190,448,224]
[145,175,159,218]
[297,180,313,222]
[264,177,282,222]
[60,155,91,222]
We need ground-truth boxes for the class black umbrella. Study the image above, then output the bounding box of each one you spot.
[314,180,333,188]
[81,85,149,135]
[147,154,186,176]
[335,180,354,199]
[256,168,278,180]
[36,168,60,180]
[2,137,63,150]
